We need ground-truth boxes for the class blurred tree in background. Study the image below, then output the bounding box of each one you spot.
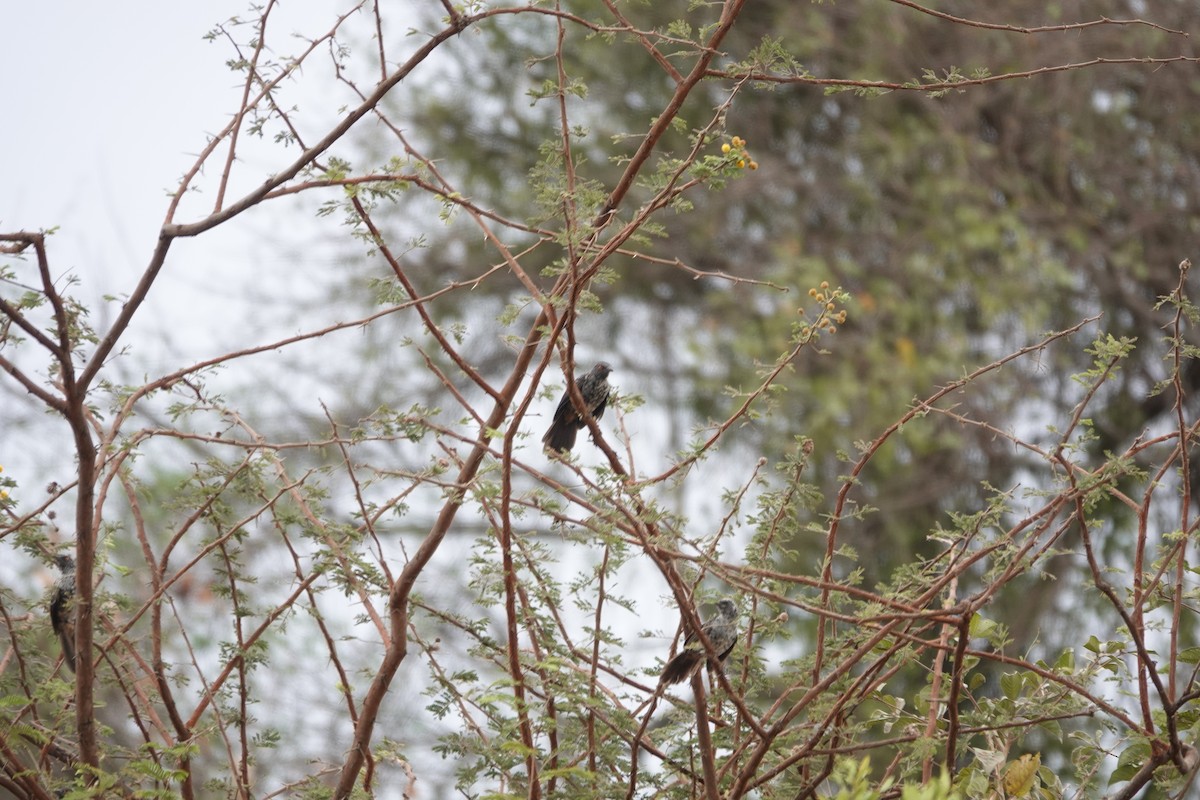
[2,1,1199,798]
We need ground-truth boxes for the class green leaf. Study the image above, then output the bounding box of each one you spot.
[1179,647,1200,664]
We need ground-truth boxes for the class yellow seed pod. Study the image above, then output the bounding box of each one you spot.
[820,281,830,289]
[721,143,731,154]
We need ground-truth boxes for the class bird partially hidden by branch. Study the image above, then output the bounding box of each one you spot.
[542,362,613,453]
[661,599,739,685]
[50,553,77,673]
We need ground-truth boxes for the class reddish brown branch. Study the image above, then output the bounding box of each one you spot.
[706,55,1200,93]
[691,671,720,800]
[886,0,1188,36]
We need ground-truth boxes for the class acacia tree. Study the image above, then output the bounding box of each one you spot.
[1,2,1198,799]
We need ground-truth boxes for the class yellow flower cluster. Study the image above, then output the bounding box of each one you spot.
[720,135,758,170]
[803,281,848,335]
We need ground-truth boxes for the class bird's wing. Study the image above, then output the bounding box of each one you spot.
[717,637,736,662]
[50,590,68,625]
[551,391,578,425]
[591,390,608,421]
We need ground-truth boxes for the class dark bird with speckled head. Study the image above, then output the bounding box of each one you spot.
[542,362,613,453]
[50,554,77,673]
[660,599,739,685]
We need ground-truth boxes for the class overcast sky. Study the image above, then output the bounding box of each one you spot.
[2,3,250,272]
[2,1,371,333]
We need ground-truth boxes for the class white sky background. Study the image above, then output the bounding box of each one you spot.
[0,2,378,478]
[3,3,247,284]
[1,1,365,361]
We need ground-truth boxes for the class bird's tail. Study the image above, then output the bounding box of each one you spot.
[58,627,76,673]
[542,421,578,453]
[660,650,703,685]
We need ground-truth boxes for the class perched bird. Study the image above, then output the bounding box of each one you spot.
[49,554,77,673]
[542,362,613,453]
[661,598,739,685]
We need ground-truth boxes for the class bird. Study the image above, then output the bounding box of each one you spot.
[542,362,613,453]
[49,554,77,673]
[660,598,739,685]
